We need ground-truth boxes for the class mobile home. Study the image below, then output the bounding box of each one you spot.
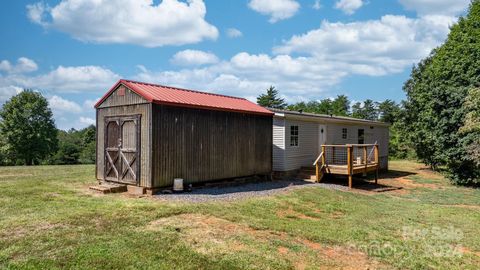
[270,109,389,180]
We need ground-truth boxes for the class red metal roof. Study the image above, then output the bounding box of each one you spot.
[95,79,273,116]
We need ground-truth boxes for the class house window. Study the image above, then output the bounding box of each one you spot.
[358,129,365,144]
[290,125,299,146]
[342,128,348,139]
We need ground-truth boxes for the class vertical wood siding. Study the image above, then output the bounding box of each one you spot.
[151,104,272,188]
[96,103,151,187]
[97,84,148,108]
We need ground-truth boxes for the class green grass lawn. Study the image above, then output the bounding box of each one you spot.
[1,160,479,269]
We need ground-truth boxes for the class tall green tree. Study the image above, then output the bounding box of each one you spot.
[53,125,96,165]
[0,90,58,165]
[351,99,378,120]
[79,125,96,164]
[403,0,480,184]
[377,100,400,124]
[331,95,350,116]
[256,86,287,109]
[459,88,480,179]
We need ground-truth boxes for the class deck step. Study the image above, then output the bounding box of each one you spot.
[297,174,317,181]
[89,183,127,194]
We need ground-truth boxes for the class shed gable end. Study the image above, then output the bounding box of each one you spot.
[97,84,148,108]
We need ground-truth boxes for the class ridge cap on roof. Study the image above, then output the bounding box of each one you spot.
[121,79,247,101]
[270,108,389,125]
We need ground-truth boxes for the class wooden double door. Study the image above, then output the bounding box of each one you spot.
[104,115,141,184]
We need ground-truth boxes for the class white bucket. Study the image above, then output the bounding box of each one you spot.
[173,178,184,192]
[356,157,362,165]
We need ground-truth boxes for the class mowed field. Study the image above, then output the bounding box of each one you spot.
[0,161,479,269]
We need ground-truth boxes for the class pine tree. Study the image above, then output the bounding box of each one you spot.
[256,86,287,109]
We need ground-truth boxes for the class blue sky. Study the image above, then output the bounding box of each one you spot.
[0,0,471,130]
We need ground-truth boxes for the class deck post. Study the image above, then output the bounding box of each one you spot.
[363,146,367,176]
[321,145,326,166]
[374,144,379,184]
[347,145,353,188]
[315,162,319,182]
[332,146,335,164]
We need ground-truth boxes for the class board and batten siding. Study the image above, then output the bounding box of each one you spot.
[272,117,286,171]
[151,104,272,188]
[96,85,152,187]
[97,85,147,108]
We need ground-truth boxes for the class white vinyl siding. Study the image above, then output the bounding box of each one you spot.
[284,120,318,171]
[272,117,286,171]
[326,124,389,169]
[272,115,390,172]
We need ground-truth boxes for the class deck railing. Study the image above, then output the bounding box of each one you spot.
[313,144,379,188]
[320,144,378,166]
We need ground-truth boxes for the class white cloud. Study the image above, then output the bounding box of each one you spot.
[170,50,219,66]
[27,0,218,47]
[1,65,120,93]
[132,13,458,102]
[334,0,364,15]
[313,0,321,10]
[0,86,23,104]
[83,99,99,109]
[0,57,38,74]
[399,0,470,16]
[248,0,300,23]
[26,2,49,26]
[134,52,344,102]
[79,116,95,126]
[274,15,457,75]
[48,95,82,113]
[226,28,243,38]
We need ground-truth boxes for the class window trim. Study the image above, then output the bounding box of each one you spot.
[358,128,365,144]
[290,125,299,147]
[342,128,348,140]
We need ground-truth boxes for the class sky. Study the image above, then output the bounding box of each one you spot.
[0,0,472,130]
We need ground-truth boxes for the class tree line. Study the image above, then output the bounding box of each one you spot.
[0,91,96,166]
[257,86,407,158]
[258,86,400,122]
[1,1,479,186]
[257,0,480,186]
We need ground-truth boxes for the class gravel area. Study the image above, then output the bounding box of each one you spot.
[153,179,349,202]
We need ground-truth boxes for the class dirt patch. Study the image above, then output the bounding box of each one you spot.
[278,246,289,254]
[1,222,67,240]
[395,178,440,189]
[276,207,320,221]
[460,247,480,257]
[330,211,345,219]
[145,213,388,269]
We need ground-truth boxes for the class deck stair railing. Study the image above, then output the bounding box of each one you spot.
[313,144,379,188]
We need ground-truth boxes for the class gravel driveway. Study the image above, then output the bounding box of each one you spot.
[153,179,348,202]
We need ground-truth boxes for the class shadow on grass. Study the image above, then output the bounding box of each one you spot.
[317,170,415,192]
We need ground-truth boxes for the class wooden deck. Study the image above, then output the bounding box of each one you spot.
[314,144,379,188]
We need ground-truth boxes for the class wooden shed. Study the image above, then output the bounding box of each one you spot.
[95,79,273,190]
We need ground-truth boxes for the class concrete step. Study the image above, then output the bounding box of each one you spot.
[89,183,127,194]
